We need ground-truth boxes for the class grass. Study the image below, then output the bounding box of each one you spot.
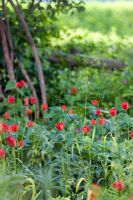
[49,2,133,66]
[57,2,133,36]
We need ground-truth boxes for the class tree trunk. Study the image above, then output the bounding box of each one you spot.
[2,0,14,61]
[2,1,40,118]
[48,53,125,70]
[9,0,47,104]
[0,17,15,82]
[0,86,5,100]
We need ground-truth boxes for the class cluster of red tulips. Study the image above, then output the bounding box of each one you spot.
[0,82,48,161]
[55,98,130,137]
[0,82,132,199]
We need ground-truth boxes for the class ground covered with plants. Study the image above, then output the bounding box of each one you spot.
[0,1,133,200]
[0,83,133,200]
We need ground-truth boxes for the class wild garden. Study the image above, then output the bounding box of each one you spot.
[0,0,133,199]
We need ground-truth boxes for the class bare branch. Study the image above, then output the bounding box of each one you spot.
[0,86,5,100]
[48,53,125,70]
[9,0,47,104]
[0,17,15,82]
[2,0,14,61]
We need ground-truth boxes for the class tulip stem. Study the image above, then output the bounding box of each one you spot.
[34,104,36,122]
[92,126,96,143]
[12,147,17,172]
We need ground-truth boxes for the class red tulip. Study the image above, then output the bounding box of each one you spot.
[25,109,32,115]
[26,121,34,128]
[9,124,19,132]
[55,122,64,131]
[19,80,25,87]
[90,119,96,125]
[41,104,48,111]
[109,108,117,117]
[6,136,16,147]
[121,102,129,110]
[0,148,6,159]
[88,183,100,200]
[16,82,20,88]
[130,132,133,138]
[24,97,29,105]
[94,108,101,116]
[3,113,10,119]
[91,183,100,190]
[7,96,15,104]
[68,109,73,114]
[0,123,9,133]
[112,180,124,192]
[18,140,24,148]
[16,80,25,88]
[30,97,36,104]
[82,125,90,134]
[71,87,77,94]
[61,104,67,111]
[91,99,98,106]
[128,197,133,200]
[99,118,105,126]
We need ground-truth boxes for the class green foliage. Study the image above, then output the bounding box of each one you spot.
[57,2,133,36]
[1,2,133,107]
[0,164,39,200]
[0,2,133,199]
[46,67,133,117]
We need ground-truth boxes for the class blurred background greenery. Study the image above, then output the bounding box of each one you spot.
[0,0,133,109]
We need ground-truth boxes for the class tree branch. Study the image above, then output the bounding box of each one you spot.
[0,86,5,100]
[0,17,15,82]
[1,1,40,118]
[9,0,47,104]
[2,0,14,61]
[48,53,126,70]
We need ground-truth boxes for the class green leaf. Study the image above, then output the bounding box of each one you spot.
[5,81,15,91]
